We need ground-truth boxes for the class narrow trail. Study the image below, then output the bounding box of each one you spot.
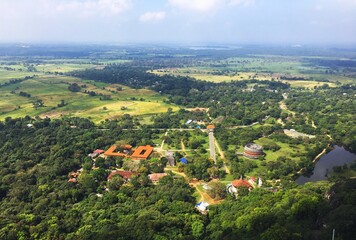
[277,118,285,126]
[166,168,220,205]
[181,140,186,152]
[160,131,168,152]
[312,147,328,163]
[311,120,317,129]
[279,93,296,117]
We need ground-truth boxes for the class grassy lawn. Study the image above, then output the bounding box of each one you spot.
[255,137,307,163]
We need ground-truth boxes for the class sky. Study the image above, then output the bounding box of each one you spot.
[0,0,355,45]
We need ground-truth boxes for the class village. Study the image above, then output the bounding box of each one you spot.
[68,123,269,213]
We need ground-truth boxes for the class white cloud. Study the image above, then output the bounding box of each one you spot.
[55,0,132,17]
[139,11,166,22]
[168,0,254,12]
[168,0,222,12]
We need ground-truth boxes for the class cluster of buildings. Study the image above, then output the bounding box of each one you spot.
[68,168,83,183]
[107,170,167,184]
[69,144,159,183]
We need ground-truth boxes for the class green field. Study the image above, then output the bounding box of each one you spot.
[0,69,42,84]
[151,55,353,88]
[0,68,178,123]
[36,63,99,73]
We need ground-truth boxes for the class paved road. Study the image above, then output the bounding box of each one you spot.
[214,136,231,174]
[208,130,216,164]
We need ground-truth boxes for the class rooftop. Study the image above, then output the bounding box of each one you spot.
[245,143,263,151]
[231,179,252,188]
[131,145,154,160]
[148,173,167,182]
[108,170,138,180]
[94,149,105,154]
[104,145,131,157]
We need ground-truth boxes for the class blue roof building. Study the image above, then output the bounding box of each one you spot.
[180,157,188,164]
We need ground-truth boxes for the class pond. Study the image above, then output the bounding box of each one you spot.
[296,146,356,185]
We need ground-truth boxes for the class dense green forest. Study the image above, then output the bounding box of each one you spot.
[285,86,356,152]
[0,117,355,239]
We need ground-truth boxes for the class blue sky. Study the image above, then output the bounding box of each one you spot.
[0,0,355,45]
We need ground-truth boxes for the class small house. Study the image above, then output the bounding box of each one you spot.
[196,202,209,213]
[107,170,138,182]
[94,149,104,154]
[180,157,188,164]
[148,173,167,183]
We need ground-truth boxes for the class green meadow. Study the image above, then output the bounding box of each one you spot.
[151,55,353,88]
[0,71,178,123]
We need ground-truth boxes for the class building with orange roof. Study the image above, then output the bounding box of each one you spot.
[231,179,252,188]
[227,177,262,196]
[104,145,132,158]
[207,124,215,130]
[131,145,154,160]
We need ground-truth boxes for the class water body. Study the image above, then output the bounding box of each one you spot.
[296,146,356,185]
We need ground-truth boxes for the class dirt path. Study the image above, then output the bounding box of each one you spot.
[277,118,285,126]
[181,140,186,152]
[279,93,295,116]
[166,168,221,205]
[168,169,188,180]
[311,120,317,129]
[159,131,168,151]
[312,147,328,163]
[192,182,222,205]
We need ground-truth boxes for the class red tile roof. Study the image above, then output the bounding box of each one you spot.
[232,179,252,188]
[108,170,138,181]
[148,173,167,182]
[94,149,104,154]
[207,124,215,129]
[68,178,77,183]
